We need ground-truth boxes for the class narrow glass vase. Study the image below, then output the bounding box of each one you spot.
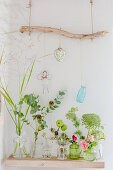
[30,139,43,158]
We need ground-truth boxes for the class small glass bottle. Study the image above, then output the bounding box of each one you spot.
[76,86,86,103]
[13,135,27,159]
[69,142,80,160]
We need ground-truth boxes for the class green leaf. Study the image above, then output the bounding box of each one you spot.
[75,130,82,136]
[20,71,27,96]
[41,107,45,111]
[21,105,30,129]
[46,107,49,113]
[54,98,61,104]
[14,110,18,115]
[50,106,55,110]
[53,105,59,108]
[59,91,65,96]
[25,58,36,89]
[5,102,16,126]
[0,87,15,107]
[0,90,14,108]
[75,121,80,128]
[101,126,104,130]
[19,113,24,118]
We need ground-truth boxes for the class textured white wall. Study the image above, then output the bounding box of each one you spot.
[0,0,113,170]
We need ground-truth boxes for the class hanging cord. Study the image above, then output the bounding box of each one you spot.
[59,27,62,48]
[43,32,47,68]
[80,39,83,86]
[90,0,94,37]
[27,0,32,36]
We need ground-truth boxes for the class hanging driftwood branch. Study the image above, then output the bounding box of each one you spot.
[20,26,108,39]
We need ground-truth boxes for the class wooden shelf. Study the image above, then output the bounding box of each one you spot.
[5,155,105,168]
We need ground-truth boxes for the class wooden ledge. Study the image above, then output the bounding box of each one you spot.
[20,26,108,40]
[5,155,105,168]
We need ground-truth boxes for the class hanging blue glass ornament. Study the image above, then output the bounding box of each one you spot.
[76,86,86,103]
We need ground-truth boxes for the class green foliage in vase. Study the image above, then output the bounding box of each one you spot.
[50,120,69,146]
[25,91,66,143]
[66,107,84,139]
[0,59,36,136]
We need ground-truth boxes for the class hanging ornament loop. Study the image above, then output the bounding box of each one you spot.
[90,0,94,39]
[27,0,32,36]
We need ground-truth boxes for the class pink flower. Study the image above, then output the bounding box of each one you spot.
[72,135,77,141]
[80,139,89,151]
[88,135,94,142]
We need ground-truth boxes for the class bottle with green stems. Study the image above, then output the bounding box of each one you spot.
[0,59,36,158]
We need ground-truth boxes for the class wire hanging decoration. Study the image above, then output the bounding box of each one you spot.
[20,0,108,39]
[54,28,66,62]
[76,0,96,103]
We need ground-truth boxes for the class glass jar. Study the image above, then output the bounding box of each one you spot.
[83,149,96,161]
[69,142,80,160]
[30,139,43,158]
[13,135,27,158]
[57,145,67,160]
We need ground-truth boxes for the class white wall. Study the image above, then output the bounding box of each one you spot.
[0,0,113,170]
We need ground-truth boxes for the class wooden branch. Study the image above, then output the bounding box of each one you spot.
[20,26,108,39]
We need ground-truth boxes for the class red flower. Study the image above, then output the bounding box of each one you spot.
[72,135,77,141]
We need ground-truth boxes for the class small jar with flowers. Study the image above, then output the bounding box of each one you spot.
[69,135,80,160]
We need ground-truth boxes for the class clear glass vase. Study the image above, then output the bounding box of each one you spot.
[51,140,57,158]
[13,135,27,159]
[57,145,67,160]
[83,149,96,161]
[43,139,52,159]
[95,140,104,159]
[69,143,80,160]
[30,139,43,158]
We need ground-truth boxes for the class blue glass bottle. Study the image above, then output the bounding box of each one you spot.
[76,86,86,103]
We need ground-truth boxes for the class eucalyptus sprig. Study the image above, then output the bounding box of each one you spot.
[24,91,66,143]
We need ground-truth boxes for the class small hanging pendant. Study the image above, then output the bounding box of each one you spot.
[54,48,66,62]
[76,86,86,103]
